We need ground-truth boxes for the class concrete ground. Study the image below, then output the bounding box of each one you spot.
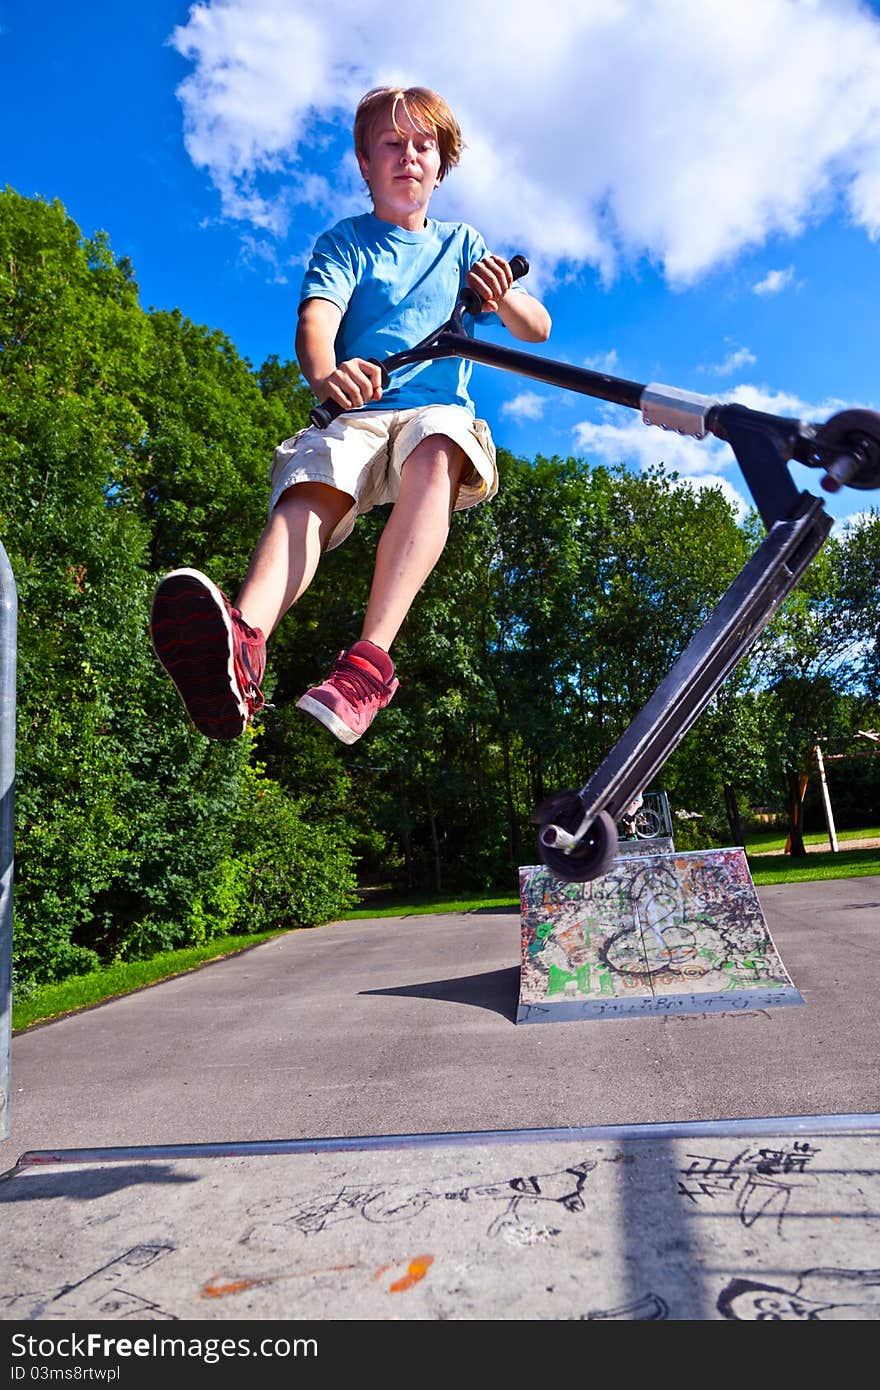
[1,875,878,1321]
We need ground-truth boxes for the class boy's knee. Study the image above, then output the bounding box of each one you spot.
[402,434,467,486]
[276,480,351,518]
[273,480,354,546]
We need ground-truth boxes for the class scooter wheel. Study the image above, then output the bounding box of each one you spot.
[537,808,619,882]
[815,409,880,490]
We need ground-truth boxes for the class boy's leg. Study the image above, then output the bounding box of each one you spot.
[236,481,354,636]
[151,481,351,739]
[361,433,467,649]
[296,435,466,744]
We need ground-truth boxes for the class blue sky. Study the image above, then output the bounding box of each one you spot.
[5,0,880,527]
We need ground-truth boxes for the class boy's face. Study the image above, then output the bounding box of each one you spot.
[358,107,442,228]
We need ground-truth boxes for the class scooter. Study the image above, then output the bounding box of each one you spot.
[311,258,880,881]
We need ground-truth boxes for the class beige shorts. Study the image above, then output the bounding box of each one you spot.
[268,404,498,550]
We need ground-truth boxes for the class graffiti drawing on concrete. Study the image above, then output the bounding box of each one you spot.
[678,1142,820,1236]
[0,1244,176,1321]
[241,1159,598,1248]
[717,1268,880,1319]
[517,848,803,1021]
[585,1293,669,1320]
[2,1130,879,1320]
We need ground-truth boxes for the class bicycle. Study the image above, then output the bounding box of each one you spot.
[620,806,664,840]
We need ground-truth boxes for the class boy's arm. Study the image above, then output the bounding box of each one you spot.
[466,255,552,343]
[296,297,385,410]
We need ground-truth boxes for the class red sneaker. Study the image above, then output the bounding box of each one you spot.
[297,640,398,744]
[150,568,266,740]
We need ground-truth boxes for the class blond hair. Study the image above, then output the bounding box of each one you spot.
[354,86,462,183]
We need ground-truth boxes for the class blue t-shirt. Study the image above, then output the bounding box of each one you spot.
[298,212,515,414]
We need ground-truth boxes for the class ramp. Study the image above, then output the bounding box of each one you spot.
[518,848,803,1023]
[2,1115,879,1321]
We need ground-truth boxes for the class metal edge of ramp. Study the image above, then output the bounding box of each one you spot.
[5,1111,880,1176]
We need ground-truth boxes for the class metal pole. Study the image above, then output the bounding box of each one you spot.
[0,540,16,1141]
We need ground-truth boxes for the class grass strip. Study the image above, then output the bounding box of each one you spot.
[746,846,880,885]
[341,892,519,919]
[744,825,880,854]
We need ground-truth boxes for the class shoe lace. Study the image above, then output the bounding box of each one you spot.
[245,683,266,715]
[233,609,267,716]
[329,652,387,706]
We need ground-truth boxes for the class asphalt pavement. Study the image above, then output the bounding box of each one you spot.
[1,875,878,1321]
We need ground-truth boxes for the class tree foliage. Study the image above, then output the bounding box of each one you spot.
[1,189,354,987]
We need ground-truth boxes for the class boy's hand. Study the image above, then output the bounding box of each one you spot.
[466,254,515,313]
[315,357,385,411]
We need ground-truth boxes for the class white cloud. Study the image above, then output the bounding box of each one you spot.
[239,234,289,284]
[572,406,748,517]
[725,383,850,420]
[170,0,880,283]
[832,509,878,536]
[570,380,874,519]
[500,391,547,422]
[703,345,757,376]
[583,348,619,372]
[753,266,796,295]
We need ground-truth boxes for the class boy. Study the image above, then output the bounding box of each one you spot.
[150,85,551,744]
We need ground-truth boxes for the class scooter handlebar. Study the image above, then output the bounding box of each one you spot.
[309,254,530,429]
[309,361,389,431]
[457,253,530,316]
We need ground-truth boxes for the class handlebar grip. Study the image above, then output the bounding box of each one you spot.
[460,253,530,315]
[310,360,390,430]
[310,398,344,429]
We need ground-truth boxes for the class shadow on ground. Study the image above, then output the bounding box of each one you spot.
[361,965,519,1022]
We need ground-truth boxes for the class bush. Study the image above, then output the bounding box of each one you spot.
[183,857,251,946]
[671,811,724,851]
[1,191,321,987]
[232,763,359,932]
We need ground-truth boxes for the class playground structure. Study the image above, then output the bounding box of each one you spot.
[787,732,880,854]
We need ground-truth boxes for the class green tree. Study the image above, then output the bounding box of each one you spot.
[835,510,880,700]
[751,535,867,854]
[1,188,355,986]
